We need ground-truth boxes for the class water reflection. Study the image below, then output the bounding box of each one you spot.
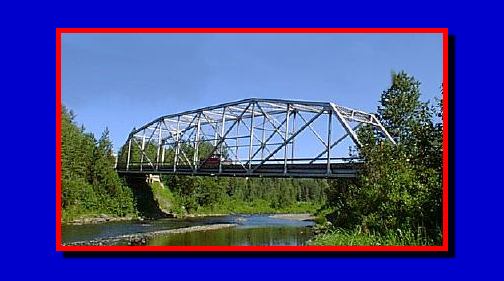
[62,214,315,246]
[148,227,313,246]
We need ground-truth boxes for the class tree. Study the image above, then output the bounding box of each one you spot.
[61,106,136,221]
[378,71,422,144]
[325,72,443,243]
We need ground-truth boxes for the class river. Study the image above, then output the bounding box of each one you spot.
[62,214,315,246]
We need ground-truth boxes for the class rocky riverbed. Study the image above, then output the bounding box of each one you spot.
[63,223,237,246]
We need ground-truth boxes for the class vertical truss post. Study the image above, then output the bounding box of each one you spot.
[291,110,296,164]
[140,134,146,171]
[126,138,132,171]
[161,140,165,164]
[235,119,240,162]
[156,123,162,171]
[261,112,266,160]
[327,110,332,175]
[219,107,226,174]
[193,113,201,171]
[173,115,180,173]
[284,104,290,174]
[248,102,256,172]
[213,115,219,148]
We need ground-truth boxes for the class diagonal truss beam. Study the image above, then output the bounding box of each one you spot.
[251,109,325,173]
[331,103,362,147]
[309,123,363,165]
[297,111,327,147]
[199,103,252,168]
[246,106,290,165]
[200,110,249,171]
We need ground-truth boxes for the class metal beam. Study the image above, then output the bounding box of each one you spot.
[331,103,362,147]
[309,123,363,165]
[327,110,332,175]
[252,109,324,172]
[199,103,251,167]
[283,104,290,174]
[248,102,255,171]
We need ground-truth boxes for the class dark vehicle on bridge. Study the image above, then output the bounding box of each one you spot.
[201,153,222,167]
[200,154,234,168]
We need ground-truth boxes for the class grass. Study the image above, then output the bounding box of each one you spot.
[309,226,440,246]
[150,181,181,214]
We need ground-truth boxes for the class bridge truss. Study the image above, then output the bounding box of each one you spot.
[116,98,395,178]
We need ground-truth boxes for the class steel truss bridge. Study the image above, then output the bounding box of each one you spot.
[116,98,395,178]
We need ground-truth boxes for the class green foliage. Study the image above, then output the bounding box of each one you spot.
[195,198,322,215]
[310,226,436,246]
[323,71,443,245]
[162,175,326,216]
[150,182,179,214]
[378,71,422,144]
[61,106,136,222]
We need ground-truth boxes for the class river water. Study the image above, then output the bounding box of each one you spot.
[62,214,315,246]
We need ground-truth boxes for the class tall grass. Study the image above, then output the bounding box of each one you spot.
[309,226,440,246]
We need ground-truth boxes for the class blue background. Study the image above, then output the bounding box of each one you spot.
[2,1,501,279]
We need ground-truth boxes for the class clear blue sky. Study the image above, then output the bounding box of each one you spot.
[62,33,442,152]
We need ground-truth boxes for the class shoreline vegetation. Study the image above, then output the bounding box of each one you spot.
[64,214,138,225]
[61,71,443,246]
[308,226,438,246]
[65,212,317,226]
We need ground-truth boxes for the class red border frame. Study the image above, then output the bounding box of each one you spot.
[56,27,449,252]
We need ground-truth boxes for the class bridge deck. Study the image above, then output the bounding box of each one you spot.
[117,162,362,178]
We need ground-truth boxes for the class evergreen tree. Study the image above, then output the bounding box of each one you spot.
[61,106,136,221]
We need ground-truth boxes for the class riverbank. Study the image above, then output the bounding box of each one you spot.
[62,214,316,246]
[63,214,139,225]
[64,223,238,246]
[63,212,315,225]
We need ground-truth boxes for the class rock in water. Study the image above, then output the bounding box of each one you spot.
[129,237,147,246]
